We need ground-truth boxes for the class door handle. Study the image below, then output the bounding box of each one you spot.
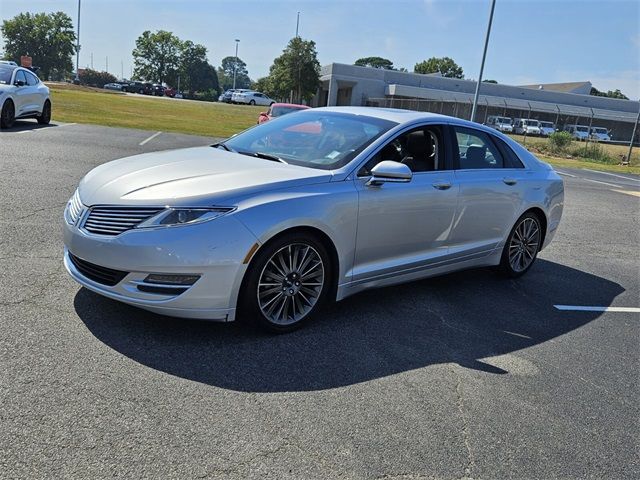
[432,181,452,190]
[503,177,518,186]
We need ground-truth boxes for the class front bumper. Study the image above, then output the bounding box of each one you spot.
[63,215,259,321]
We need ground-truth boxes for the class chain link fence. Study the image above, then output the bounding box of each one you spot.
[364,96,639,148]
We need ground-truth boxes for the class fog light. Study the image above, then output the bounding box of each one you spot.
[144,274,200,285]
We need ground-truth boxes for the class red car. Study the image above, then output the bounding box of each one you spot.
[257,103,310,124]
[163,87,176,98]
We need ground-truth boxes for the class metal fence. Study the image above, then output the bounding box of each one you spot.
[364,96,639,147]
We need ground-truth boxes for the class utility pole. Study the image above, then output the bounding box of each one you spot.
[74,0,81,83]
[232,39,240,89]
[90,52,93,69]
[626,105,640,163]
[470,0,496,123]
[296,11,300,37]
[121,60,123,80]
[105,56,108,73]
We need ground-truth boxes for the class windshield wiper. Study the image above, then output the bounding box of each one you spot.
[251,151,288,164]
[212,142,234,152]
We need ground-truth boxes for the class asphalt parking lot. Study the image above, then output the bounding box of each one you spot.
[1,120,639,479]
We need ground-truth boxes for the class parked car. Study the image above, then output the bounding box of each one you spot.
[122,81,152,95]
[258,103,310,123]
[164,86,176,98]
[62,107,564,332]
[513,119,541,136]
[103,83,123,91]
[219,89,238,103]
[589,127,611,142]
[485,115,513,133]
[0,60,18,66]
[235,91,276,106]
[152,84,165,96]
[538,121,556,137]
[0,64,51,128]
[230,89,255,103]
[565,124,590,141]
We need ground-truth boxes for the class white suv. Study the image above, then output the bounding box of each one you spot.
[0,64,51,128]
[590,127,611,142]
[514,119,541,136]
[486,115,513,133]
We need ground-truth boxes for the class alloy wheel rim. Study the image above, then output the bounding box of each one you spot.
[508,217,541,272]
[257,243,325,325]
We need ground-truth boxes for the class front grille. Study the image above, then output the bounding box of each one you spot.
[68,253,129,286]
[83,206,162,236]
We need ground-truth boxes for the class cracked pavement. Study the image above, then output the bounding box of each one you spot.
[1,121,639,479]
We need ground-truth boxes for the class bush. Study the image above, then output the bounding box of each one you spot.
[570,143,616,164]
[79,68,117,88]
[548,131,572,152]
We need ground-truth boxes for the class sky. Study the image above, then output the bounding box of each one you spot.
[1,0,639,99]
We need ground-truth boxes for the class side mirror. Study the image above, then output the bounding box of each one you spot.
[366,160,412,186]
[14,80,25,87]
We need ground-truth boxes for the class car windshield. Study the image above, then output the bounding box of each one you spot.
[524,120,539,126]
[540,122,553,128]
[576,126,588,132]
[271,106,305,117]
[0,65,15,84]
[593,128,607,134]
[222,111,397,170]
[498,117,511,124]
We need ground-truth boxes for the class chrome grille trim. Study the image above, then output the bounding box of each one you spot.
[66,189,84,225]
[82,206,163,236]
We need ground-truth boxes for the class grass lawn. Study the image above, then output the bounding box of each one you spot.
[48,83,263,138]
[47,84,640,175]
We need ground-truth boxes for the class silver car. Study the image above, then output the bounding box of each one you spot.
[63,107,564,332]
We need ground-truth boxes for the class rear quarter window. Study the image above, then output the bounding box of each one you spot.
[492,136,525,168]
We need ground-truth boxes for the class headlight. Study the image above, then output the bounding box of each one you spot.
[135,207,234,228]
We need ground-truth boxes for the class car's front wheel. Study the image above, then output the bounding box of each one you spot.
[499,212,542,277]
[240,232,332,333]
[249,99,256,105]
[37,100,51,125]
[0,99,15,129]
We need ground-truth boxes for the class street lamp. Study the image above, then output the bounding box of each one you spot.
[232,39,240,90]
[470,0,496,123]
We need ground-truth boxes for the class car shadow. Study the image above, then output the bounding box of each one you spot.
[74,259,624,392]
[0,120,58,132]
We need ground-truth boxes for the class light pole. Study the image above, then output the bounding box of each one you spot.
[74,0,81,83]
[470,0,496,123]
[232,39,240,89]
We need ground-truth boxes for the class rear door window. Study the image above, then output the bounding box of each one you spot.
[453,126,505,169]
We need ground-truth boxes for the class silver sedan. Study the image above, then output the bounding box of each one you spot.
[63,107,564,332]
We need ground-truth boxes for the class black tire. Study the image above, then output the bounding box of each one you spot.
[138,89,144,94]
[37,100,51,125]
[0,99,15,129]
[499,212,543,278]
[249,99,256,105]
[239,232,333,333]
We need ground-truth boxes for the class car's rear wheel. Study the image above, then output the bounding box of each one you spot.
[240,233,332,333]
[249,100,256,105]
[37,100,51,125]
[499,212,542,277]
[1,99,15,129]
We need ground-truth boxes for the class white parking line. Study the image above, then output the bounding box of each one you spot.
[554,305,640,313]
[139,131,162,146]
[582,178,622,188]
[583,169,640,183]
[556,171,576,178]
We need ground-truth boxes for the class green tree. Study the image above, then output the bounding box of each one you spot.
[590,87,629,100]
[176,41,219,96]
[132,30,181,84]
[354,56,395,69]
[414,56,464,78]
[266,37,321,103]
[251,76,273,95]
[1,11,76,80]
[79,69,117,87]
[217,56,251,90]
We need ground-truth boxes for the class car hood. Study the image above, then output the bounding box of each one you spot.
[78,146,333,206]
